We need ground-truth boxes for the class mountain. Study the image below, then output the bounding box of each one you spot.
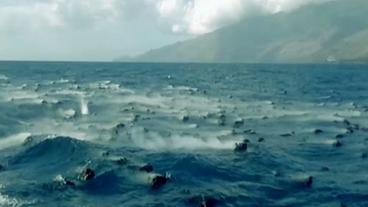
[123,0,368,63]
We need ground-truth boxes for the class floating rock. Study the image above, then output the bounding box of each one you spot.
[140,164,154,173]
[0,164,5,172]
[151,174,169,189]
[314,129,324,134]
[234,142,248,152]
[361,152,368,159]
[80,168,95,181]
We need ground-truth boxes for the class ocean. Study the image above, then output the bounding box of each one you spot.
[0,61,367,206]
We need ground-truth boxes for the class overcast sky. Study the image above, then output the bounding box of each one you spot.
[0,0,332,61]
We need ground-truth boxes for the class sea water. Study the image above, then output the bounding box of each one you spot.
[0,61,367,206]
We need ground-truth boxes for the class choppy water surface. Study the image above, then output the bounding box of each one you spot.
[0,62,368,207]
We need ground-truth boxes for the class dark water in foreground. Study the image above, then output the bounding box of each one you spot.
[0,62,368,207]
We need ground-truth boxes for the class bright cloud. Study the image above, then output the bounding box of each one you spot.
[0,0,333,35]
[152,0,334,34]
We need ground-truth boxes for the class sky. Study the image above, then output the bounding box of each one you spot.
[0,0,332,61]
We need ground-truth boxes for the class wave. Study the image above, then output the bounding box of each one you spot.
[127,128,239,151]
[10,136,91,166]
[0,132,31,150]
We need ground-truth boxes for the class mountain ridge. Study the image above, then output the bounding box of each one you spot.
[118,0,368,63]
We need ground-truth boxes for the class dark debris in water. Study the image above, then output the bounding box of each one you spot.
[151,175,169,190]
[80,168,96,181]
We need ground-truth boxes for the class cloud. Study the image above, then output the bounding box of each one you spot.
[152,0,335,34]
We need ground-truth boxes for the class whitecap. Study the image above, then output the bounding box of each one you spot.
[0,132,31,150]
[0,74,9,81]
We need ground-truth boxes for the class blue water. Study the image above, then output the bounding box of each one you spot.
[0,62,368,206]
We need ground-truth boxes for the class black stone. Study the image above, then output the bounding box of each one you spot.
[258,137,265,142]
[182,115,189,122]
[280,132,294,137]
[116,123,125,129]
[334,140,343,147]
[0,164,5,171]
[305,176,313,187]
[151,175,168,189]
[314,129,324,134]
[81,168,95,181]
[234,142,248,152]
[65,180,76,187]
[200,196,218,207]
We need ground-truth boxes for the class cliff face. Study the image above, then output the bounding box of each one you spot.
[128,0,368,63]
